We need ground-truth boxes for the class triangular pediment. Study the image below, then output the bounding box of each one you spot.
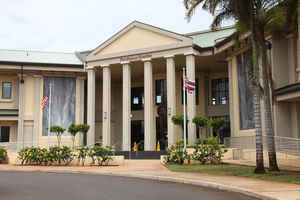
[87,21,192,60]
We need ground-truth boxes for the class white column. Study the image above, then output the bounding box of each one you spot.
[144,59,155,151]
[288,38,297,84]
[228,59,235,137]
[79,77,86,146]
[166,56,176,147]
[102,66,111,147]
[87,69,95,146]
[122,62,131,151]
[17,75,24,150]
[186,54,197,145]
[33,75,42,147]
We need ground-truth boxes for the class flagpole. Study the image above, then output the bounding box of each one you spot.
[47,82,52,148]
[183,68,187,152]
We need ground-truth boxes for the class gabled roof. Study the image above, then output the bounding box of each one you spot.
[0,49,83,66]
[87,21,192,60]
[186,26,236,48]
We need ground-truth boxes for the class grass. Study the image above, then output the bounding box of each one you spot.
[165,164,300,185]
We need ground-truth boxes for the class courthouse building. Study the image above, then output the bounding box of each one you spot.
[0,21,299,152]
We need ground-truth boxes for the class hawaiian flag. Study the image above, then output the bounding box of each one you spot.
[184,77,196,94]
[41,96,49,109]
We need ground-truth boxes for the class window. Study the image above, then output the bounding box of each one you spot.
[237,49,254,130]
[2,82,12,99]
[0,126,10,142]
[211,78,228,105]
[131,87,144,110]
[182,78,199,105]
[155,79,167,105]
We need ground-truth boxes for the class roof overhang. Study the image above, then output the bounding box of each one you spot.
[275,82,300,102]
[0,109,18,117]
[0,62,85,73]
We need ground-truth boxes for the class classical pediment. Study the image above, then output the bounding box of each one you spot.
[87,21,192,61]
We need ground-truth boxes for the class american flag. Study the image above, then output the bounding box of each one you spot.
[184,77,196,94]
[41,96,49,109]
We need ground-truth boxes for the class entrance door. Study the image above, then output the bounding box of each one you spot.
[131,120,144,151]
[0,126,10,142]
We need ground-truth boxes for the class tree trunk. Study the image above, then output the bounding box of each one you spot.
[250,1,265,174]
[298,0,300,81]
[252,36,266,174]
[257,30,279,171]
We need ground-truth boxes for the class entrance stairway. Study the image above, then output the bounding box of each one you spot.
[114,151,167,160]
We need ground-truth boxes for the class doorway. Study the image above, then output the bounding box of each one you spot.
[131,120,144,151]
[0,126,10,143]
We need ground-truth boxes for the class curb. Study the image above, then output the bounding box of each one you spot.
[0,167,279,200]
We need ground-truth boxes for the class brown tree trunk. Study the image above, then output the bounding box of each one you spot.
[256,26,279,171]
[250,1,265,174]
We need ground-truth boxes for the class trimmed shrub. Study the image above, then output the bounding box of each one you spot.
[76,146,89,166]
[165,139,188,165]
[68,124,79,149]
[192,137,227,164]
[18,146,74,166]
[50,126,66,147]
[88,146,114,166]
[0,147,8,164]
[166,137,227,165]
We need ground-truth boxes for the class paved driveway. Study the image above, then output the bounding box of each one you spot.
[0,171,256,200]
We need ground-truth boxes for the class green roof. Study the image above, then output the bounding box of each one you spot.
[186,27,236,48]
[0,49,83,66]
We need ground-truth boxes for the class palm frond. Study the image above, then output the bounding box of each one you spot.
[210,8,233,29]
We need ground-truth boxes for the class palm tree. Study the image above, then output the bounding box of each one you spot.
[183,0,295,173]
[298,0,300,77]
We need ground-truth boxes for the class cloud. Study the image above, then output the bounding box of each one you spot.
[0,0,231,52]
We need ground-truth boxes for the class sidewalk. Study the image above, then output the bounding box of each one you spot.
[0,160,300,200]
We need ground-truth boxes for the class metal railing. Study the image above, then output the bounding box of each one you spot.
[224,135,300,157]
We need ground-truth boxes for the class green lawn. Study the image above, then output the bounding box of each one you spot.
[165,164,300,185]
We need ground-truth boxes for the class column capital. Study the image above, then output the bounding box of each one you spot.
[18,74,27,78]
[164,55,175,59]
[32,74,43,78]
[86,66,95,70]
[121,61,130,65]
[184,52,197,56]
[101,64,110,68]
[142,57,152,62]
[77,76,87,80]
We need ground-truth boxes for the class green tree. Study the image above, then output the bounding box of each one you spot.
[209,118,228,139]
[68,124,80,149]
[192,116,209,142]
[50,126,66,147]
[183,0,296,173]
[77,124,90,146]
[171,114,188,138]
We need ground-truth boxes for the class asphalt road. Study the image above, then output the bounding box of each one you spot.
[0,171,258,200]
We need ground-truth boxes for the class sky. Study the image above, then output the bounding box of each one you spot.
[0,0,230,52]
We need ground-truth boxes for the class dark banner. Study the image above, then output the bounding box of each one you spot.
[42,77,76,136]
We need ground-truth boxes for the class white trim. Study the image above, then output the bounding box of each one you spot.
[87,21,192,60]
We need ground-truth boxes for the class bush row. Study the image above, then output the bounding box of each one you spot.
[18,146,114,166]
[165,137,227,165]
[0,147,8,164]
